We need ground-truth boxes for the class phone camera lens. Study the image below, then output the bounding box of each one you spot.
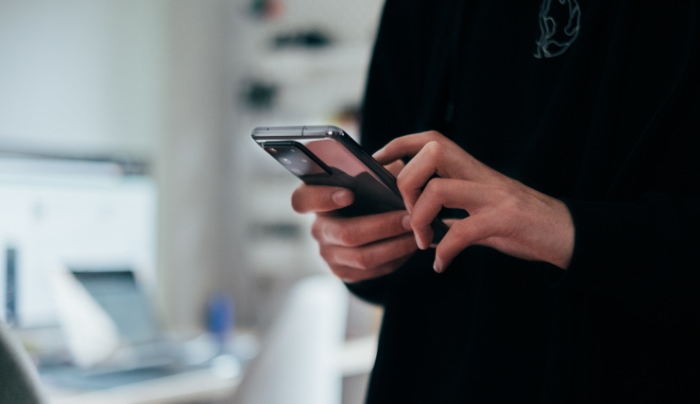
[267,147,278,154]
[280,157,292,165]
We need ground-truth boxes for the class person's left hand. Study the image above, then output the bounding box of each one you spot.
[373,131,575,273]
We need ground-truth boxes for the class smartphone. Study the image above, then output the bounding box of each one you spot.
[251,125,447,243]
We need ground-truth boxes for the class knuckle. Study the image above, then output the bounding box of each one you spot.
[310,218,325,241]
[353,253,372,271]
[396,171,410,191]
[318,245,336,266]
[424,140,441,156]
[422,141,447,163]
[313,216,358,246]
[337,228,359,247]
[426,130,442,140]
[423,178,441,194]
[355,254,370,271]
[423,178,448,199]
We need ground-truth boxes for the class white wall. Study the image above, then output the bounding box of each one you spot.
[0,0,166,156]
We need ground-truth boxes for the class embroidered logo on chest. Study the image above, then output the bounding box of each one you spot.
[534,0,581,58]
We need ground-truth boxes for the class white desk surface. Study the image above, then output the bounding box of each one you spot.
[46,366,241,404]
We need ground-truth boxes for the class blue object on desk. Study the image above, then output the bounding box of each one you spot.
[207,292,233,353]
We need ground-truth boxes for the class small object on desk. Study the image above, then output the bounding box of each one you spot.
[207,292,234,355]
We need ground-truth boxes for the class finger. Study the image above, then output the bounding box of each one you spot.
[384,159,405,176]
[319,233,418,271]
[311,210,412,247]
[372,130,445,164]
[380,133,500,189]
[329,256,412,283]
[433,215,494,273]
[291,184,354,213]
[395,140,445,211]
[398,143,503,212]
[409,178,495,249]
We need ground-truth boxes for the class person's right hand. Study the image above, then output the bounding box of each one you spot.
[291,173,418,283]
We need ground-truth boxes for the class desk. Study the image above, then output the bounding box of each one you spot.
[42,335,376,404]
[45,366,240,404]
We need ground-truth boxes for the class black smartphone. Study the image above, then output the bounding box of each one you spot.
[251,125,447,243]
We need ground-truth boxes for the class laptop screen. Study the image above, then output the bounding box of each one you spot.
[70,269,160,345]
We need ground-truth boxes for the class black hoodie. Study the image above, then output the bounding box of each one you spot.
[350,1,700,402]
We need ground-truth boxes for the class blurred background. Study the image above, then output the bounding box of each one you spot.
[0,0,386,403]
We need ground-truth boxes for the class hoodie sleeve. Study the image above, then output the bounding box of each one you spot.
[562,194,700,325]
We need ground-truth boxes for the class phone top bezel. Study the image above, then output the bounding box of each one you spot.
[251,125,344,140]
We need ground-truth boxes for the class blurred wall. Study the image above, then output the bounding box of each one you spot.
[0,0,166,156]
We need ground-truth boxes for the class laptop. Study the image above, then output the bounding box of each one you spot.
[42,268,199,390]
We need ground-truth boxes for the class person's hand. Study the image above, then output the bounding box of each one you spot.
[373,131,574,273]
[291,161,418,282]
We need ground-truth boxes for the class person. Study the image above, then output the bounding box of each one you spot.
[291,1,700,402]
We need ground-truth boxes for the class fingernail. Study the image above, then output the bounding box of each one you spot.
[433,258,443,273]
[372,147,385,158]
[332,189,353,206]
[402,214,412,231]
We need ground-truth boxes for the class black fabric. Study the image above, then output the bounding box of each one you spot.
[350,1,700,402]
